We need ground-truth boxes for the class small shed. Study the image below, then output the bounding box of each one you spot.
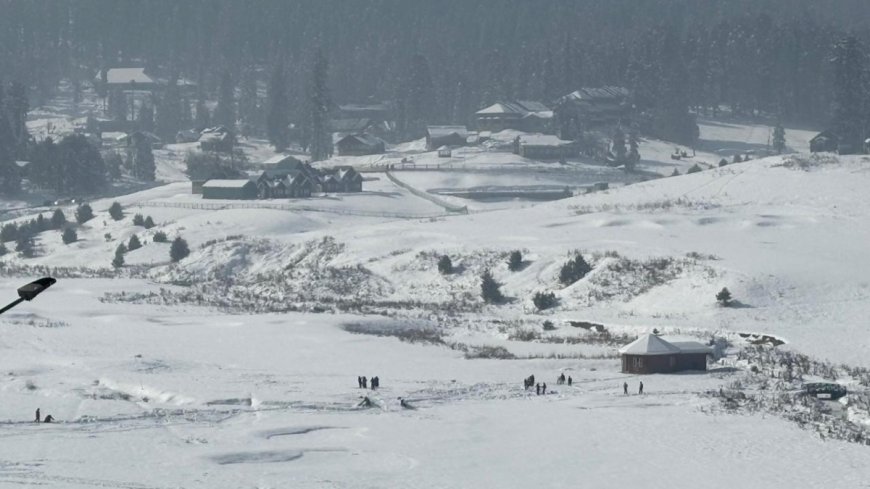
[619,334,712,374]
[426,126,469,151]
[437,146,452,158]
[201,179,257,200]
[810,131,839,153]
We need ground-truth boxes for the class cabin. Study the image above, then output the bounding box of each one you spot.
[437,146,452,158]
[475,101,553,133]
[554,86,632,139]
[619,334,712,374]
[320,166,363,193]
[516,135,575,160]
[199,126,235,152]
[286,172,314,198]
[426,126,469,151]
[810,131,839,153]
[95,67,158,91]
[119,131,162,149]
[201,179,257,200]
[335,133,385,156]
[262,153,305,169]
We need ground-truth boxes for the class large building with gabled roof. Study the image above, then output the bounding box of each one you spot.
[475,100,553,133]
[618,334,712,374]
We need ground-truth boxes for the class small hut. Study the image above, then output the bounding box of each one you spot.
[619,334,712,374]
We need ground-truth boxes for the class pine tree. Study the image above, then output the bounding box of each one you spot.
[612,127,627,164]
[508,250,523,271]
[61,226,78,244]
[5,81,30,158]
[112,244,126,268]
[75,203,94,224]
[831,36,868,153]
[214,71,236,130]
[1,223,17,242]
[266,63,290,151]
[627,131,641,172]
[143,216,155,229]
[0,83,21,195]
[35,214,47,231]
[156,75,183,139]
[109,202,124,220]
[687,164,702,173]
[533,291,557,310]
[772,124,786,154]
[437,255,453,274]
[153,231,168,243]
[238,66,261,136]
[16,233,34,257]
[132,214,145,226]
[402,54,435,139]
[127,234,142,251]
[716,287,732,306]
[480,269,504,304]
[308,48,332,161]
[170,236,190,262]
[128,134,155,181]
[50,209,66,229]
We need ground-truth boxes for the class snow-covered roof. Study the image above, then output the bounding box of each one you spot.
[670,341,714,355]
[263,154,302,166]
[519,134,572,147]
[202,179,254,189]
[427,125,468,138]
[619,334,681,355]
[557,86,630,105]
[619,334,713,356]
[99,67,156,85]
[476,101,552,119]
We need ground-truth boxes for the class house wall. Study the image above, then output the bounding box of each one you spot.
[202,184,256,200]
[621,353,708,374]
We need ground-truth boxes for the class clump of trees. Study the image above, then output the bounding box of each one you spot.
[153,231,168,243]
[533,291,557,310]
[559,253,592,286]
[112,244,126,268]
[127,235,142,251]
[108,202,124,220]
[61,226,77,244]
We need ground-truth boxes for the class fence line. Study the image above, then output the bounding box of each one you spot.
[132,199,453,219]
[384,171,469,214]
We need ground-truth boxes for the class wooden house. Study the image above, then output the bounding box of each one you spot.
[199,126,235,152]
[554,86,632,139]
[810,131,839,153]
[516,134,575,160]
[475,101,552,133]
[335,133,385,156]
[619,334,712,374]
[426,126,469,151]
[201,179,257,200]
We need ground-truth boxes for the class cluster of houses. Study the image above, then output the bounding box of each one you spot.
[194,154,363,200]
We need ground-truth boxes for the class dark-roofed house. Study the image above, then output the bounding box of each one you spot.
[554,86,632,139]
[202,179,257,200]
[516,134,576,160]
[810,131,839,153]
[475,101,553,133]
[426,126,469,151]
[619,334,712,374]
[335,133,386,156]
[262,153,305,168]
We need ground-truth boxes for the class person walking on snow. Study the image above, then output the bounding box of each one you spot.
[536,383,541,395]
[35,408,40,423]
[362,376,368,389]
[357,376,363,388]
[639,381,644,395]
[623,382,628,395]
[567,376,572,386]
[542,383,547,395]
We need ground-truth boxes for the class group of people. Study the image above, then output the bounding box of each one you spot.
[34,408,54,424]
[556,373,572,386]
[357,376,380,390]
[623,381,644,395]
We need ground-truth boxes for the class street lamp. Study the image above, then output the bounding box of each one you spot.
[0,277,56,315]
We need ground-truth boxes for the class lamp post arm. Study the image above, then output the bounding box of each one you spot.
[0,298,25,316]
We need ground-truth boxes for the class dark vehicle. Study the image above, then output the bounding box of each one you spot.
[803,383,847,400]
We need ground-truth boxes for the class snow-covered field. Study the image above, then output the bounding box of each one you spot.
[6,87,870,487]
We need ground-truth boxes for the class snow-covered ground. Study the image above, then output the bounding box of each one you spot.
[6,87,869,487]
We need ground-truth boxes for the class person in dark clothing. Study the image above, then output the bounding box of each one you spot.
[362,376,368,389]
[357,376,363,388]
[536,383,541,395]
[530,374,535,386]
[43,415,54,423]
[639,381,644,395]
[542,383,547,395]
[623,382,628,395]
[399,397,414,409]
[372,376,379,390]
[35,408,40,423]
[358,397,372,408]
[567,376,572,386]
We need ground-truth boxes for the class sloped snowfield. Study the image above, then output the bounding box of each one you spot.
[3,151,870,487]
